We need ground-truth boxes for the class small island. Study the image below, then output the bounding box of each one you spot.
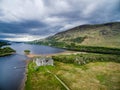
[0,41,16,57]
[0,47,16,57]
[24,50,31,55]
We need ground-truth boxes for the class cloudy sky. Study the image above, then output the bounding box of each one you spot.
[0,0,120,41]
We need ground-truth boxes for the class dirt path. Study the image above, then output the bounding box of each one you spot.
[45,67,71,90]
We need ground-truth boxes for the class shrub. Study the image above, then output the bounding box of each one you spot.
[24,50,31,55]
[52,54,120,65]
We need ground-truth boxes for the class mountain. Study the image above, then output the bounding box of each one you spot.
[32,22,120,48]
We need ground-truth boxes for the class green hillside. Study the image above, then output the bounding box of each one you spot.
[0,41,16,57]
[32,22,120,48]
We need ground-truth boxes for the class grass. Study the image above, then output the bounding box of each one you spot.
[25,61,120,90]
[25,61,66,90]
[54,62,120,90]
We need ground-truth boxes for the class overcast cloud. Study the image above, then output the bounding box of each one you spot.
[0,0,120,41]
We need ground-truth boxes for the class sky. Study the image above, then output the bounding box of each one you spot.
[0,0,120,41]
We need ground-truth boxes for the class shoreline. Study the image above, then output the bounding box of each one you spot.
[20,50,83,90]
[19,59,30,90]
[26,50,84,58]
[0,52,16,57]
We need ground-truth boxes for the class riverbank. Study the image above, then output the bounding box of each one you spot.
[19,59,31,90]
[0,52,15,57]
[21,51,72,90]
[21,51,80,90]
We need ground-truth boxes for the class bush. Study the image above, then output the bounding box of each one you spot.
[52,54,120,65]
[24,50,31,55]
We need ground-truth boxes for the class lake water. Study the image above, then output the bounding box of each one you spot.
[0,43,65,90]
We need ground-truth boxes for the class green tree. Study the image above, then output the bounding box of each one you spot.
[24,50,31,55]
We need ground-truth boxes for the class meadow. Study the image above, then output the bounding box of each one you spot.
[25,53,120,90]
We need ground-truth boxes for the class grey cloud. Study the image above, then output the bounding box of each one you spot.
[0,0,120,41]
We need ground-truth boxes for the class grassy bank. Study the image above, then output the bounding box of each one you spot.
[25,62,66,90]
[25,61,120,90]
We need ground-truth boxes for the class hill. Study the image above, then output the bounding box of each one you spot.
[32,22,120,48]
[0,40,16,57]
[0,40,11,47]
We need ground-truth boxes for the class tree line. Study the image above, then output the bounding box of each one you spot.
[52,53,120,65]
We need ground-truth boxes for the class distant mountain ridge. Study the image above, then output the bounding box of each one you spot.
[33,22,120,48]
[55,22,119,35]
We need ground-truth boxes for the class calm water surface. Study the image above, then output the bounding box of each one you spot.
[0,43,65,90]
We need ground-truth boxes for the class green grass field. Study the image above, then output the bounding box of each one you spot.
[54,62,120,90]
[25,62,66,90]
[25,61,120,90]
